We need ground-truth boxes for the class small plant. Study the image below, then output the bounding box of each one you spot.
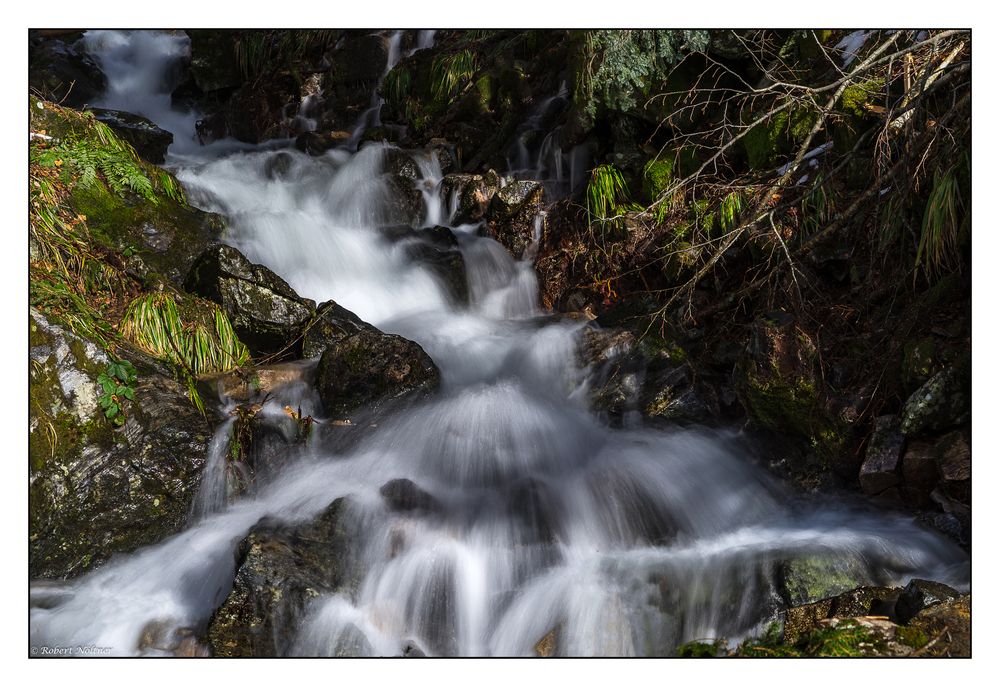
[97,359,138,426]
[916,156,969,281]
[586,164,635,225]
[430,50,477,105]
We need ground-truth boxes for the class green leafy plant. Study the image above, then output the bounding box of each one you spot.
[916,156,969,280]
[34,121,159,202]
[234,30,338,80]
[120,292,251,412]
[97,359,138,426]
[586,164,635,225]
[430,49,477,105]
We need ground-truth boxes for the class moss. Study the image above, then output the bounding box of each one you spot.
[798,620,887,657]
[744,110,788,170]
[643,157,675,202]
[778,556,869,606]
[902,338,936,390]
[677,640,722,657]
[839,79,885,118]
[895,625,929,649]
[475,74,494,111]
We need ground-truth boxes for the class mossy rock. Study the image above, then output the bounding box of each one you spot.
[31,97,225,286]
[30,309,218,579]
[742,106,819,171]
[777,555,874,607]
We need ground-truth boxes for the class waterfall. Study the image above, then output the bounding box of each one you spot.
[29,30,970,657]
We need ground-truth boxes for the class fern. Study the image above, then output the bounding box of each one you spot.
[36,136,157,202]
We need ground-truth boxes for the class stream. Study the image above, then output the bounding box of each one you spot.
[28,30,970,657]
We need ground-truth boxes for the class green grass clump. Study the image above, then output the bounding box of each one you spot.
[120,292,251,412]
[431,49,477,105]
[586,164,639,227]
[916,155,969,281]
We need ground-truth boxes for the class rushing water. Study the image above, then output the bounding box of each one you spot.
[29,30,970,657]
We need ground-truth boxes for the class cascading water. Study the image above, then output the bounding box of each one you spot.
[29,30,970,657]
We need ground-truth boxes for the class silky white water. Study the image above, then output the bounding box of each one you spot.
[29,31,970,657]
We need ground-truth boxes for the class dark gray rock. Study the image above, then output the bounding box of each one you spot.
[379,478,439,513]
[185,244,315,357]
[859,415,904,495]
[308,302,440,417]
[207,499,360,657]
[441,171,502,225]
[894,579,960,624]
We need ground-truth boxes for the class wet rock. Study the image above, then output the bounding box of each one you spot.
[894,579,960,624]
[534,627,559,657]
[782,585,901,643]
[440,171,502,224]
[312,306,439,416]
[211,363,309,403]
[859,415,903,495]
[379,478,439,513]
[295,130,350,155]
[777,556,877,608]
[381,147,426,226]
[485,180,544,259]
[301,301,370,359]
[736,318,852,477]
[185,244,316,357]
[30,309,216,579]
[900,363,970,436]
[29,33,107,108]
[87,108,173,163]
[640,359,719,425]
[935,428,971,507]
[403,232,469,305]
[207,499,359,657]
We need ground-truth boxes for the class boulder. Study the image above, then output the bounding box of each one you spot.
[313,314,440,417]
[935,428,971,505]
[29,33,107,108]
[208,499,359,657]
[485,180,544,259]
[900,363,970,436]
[782,585,901,643]
[301,301,371,359]
[88,108,173,163]
[30,309,216,579]
[858,415,903,495]
[379,478,440,513]
[224,74,298,143]
[894,579,960,624]
[777,555,876,608]
[381,147,426,226]
[403,229,469,305]
[440,171,502,225]
[185,244,316,357]
[907,595,971,657]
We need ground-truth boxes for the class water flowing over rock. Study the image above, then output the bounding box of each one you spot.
[208,499,360,657]
[185,244,316,357]
[30,309,216,579]
[28,30,970,658]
